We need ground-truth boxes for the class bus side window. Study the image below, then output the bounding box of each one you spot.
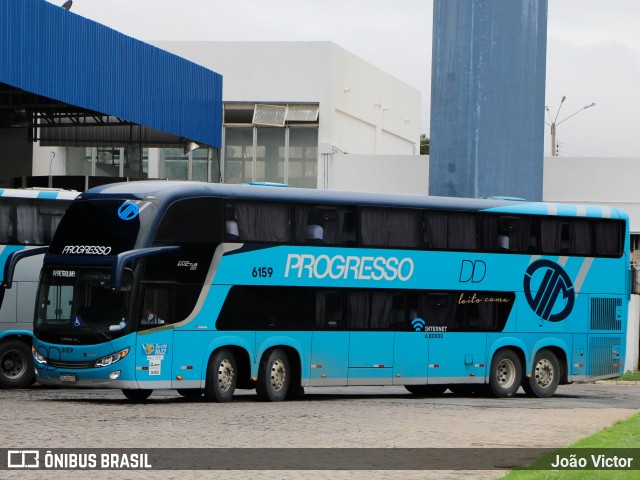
[0,199,15,244]
[369,292,405,330]
[139,286,173,329]
[295,205,324,244]
[482,215,537,253]
[360,207,420,249]
[425,211,479,251]
[224,203,240,241]
[316,291,343,329]
[420,293,455,329]
[16,200,45,245]
[295,205,357,246]
[339,209,357,246]
[596,220,623,257]
[541,218,593,256]
[39,202,68,244]
[228,200,290,243]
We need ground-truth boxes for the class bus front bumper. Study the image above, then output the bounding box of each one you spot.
[35,368,138,389]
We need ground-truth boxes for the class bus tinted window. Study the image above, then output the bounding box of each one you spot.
[0,198,69,246]
[138,285,173,331]
[595,220,623,257]
[155,197,223,244]
[411,291,514,332]
[316,290,344,329]
[225,201,290,243]
[541,218,593,256]
[294,204,357,246]
[483,215,537,253]
[217,286,314,330]
[424,211,479,251]
[343,291,407,330]
[216,287,512,333]
[49,200,155,255]
[360,207,421,248]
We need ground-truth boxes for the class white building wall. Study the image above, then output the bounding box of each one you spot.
[330,154,428,195]
[329,44,421,156]
[152,41,421,187]
[543,157,640,233]
[627,295,640,372]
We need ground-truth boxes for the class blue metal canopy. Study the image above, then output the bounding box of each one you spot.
[0,0,222,148]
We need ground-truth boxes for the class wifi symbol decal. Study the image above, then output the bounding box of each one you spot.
[411,318,426,332]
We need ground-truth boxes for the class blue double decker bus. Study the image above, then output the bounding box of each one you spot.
[22,181,629,401]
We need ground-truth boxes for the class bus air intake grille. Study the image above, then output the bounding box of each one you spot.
[46,359,93,369]
[588,336,622,377]
[590,297,622,331]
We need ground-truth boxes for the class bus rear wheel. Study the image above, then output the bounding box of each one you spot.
[405,385,447,396]
[489,349,522,398]
[122,389,152,402]
[523,349,560,398]
[0,340,34,389]
[256,348,290,402]
[204,348,237,403]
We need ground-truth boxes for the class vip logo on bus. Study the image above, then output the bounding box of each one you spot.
[523,259,575,322]
[117,202,139,221]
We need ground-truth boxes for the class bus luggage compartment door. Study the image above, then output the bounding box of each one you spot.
[309,332,348,386]
[347,332,393,385]
[428,333,487,384]
[392,332,428,385]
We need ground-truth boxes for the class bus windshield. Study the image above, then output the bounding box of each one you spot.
[48,199,158,256]
[35,267,133,344]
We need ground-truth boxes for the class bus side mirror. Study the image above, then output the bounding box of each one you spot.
[2,246,49,289]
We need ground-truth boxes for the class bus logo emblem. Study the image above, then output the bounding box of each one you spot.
[523,259,575,322]
[118,202,139,221]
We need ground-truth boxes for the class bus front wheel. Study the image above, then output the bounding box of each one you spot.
[522,349,560,398]
[204,348,237,403]
[122,389,152,402]
[489,349,522,398]
[0,340,34,389]
[256,348,290,402]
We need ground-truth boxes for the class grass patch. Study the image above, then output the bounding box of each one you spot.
[616,371,640,381]
[499,412,640,479]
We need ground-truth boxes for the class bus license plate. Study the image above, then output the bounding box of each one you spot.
[60,373,76,383]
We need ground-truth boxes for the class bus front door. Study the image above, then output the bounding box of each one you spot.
[134,286,174,389]
[135,328,174,389]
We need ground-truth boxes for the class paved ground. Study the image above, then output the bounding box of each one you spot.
[1,382,639,479]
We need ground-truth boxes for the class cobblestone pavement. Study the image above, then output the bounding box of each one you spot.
[1,382,639,480]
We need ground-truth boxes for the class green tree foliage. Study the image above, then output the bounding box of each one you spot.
[420,134,430,155]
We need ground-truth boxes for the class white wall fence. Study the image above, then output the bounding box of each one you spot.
[627,295,640,372]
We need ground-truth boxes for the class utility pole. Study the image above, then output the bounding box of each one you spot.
[545,96,596,156]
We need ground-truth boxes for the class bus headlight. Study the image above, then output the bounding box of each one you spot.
[94,348,130,368]
[32,347,47,365]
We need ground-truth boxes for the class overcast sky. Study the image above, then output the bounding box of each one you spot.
[48,0,640,157]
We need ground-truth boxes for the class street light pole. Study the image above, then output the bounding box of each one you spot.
[545,96,596,156]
